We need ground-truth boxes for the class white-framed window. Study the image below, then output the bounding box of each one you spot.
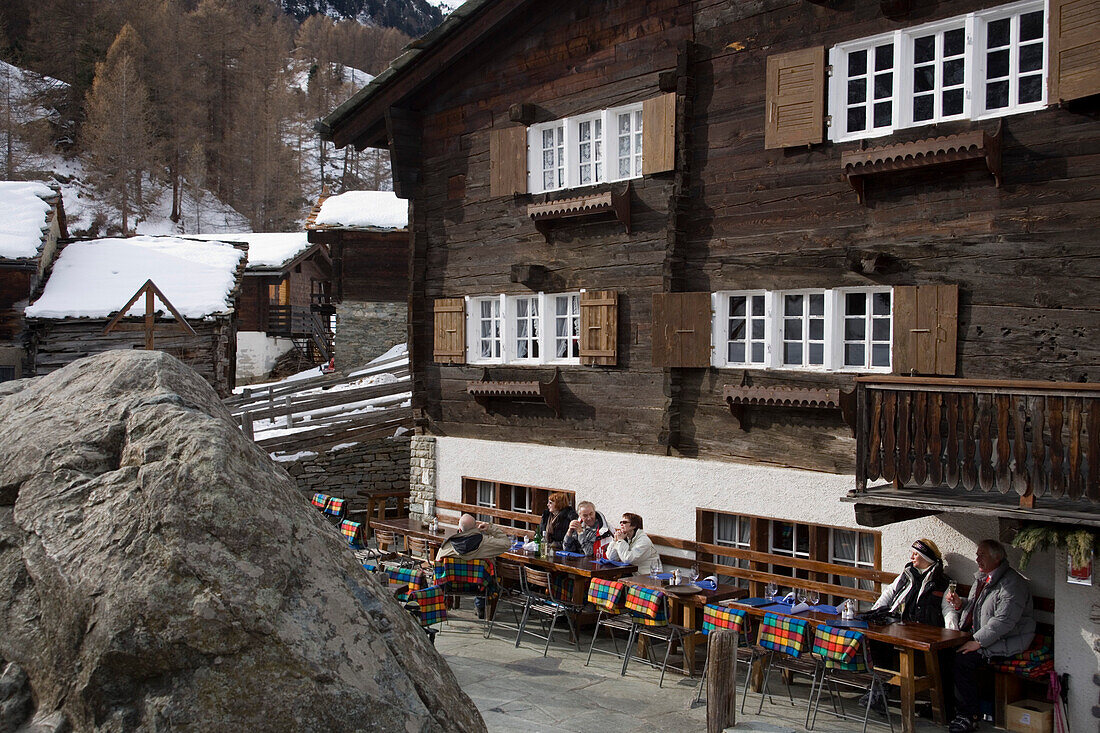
[840,289,893,370]
[467,292,583,365]
[512,295,541,362]
[469,296,504,363]
[552,293,580,361]
[528,103,643,194]
[829,0,1046,142]
[781,291,828,368]
[718,291,769,367]
[713,286,892,372]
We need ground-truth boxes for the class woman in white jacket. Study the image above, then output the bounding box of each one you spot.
[606,512,661,573]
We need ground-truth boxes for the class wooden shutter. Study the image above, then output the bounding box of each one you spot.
[764,47,826,150]
[489,126,527,197]
[642,93,676,175]
[433,298,466,364]
[1049,0,1100,102]
[892,285,958,376]
[579,290,617,366]
[651,292,712,367]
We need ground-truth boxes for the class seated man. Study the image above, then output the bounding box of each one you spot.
[435,513,512,619]
[943,539,1035,733]
[436,513,512,561]
[563,500,613,557]
[606,512,660,573]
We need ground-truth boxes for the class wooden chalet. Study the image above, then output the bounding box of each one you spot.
[191,233,335,382]
[306,190,410,368]
[320,0,1100,725]
[24,236,246,397]
[0,181,66,381]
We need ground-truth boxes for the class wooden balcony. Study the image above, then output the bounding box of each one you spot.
[850,376,1100,527]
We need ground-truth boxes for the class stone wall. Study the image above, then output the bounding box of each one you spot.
[409,434,436,523]
[278,435,410,512]
[335,300,407,369]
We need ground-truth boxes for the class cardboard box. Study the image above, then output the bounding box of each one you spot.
[1005,699,1053,733]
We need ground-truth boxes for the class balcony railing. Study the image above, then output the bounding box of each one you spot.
[855,376,1100,509]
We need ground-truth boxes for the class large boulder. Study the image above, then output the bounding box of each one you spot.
[0,350,484,732]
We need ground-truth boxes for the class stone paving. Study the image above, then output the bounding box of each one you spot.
[434,609,945,733]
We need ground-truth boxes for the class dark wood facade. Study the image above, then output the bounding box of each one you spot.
[322,0,1100,482]
[239,244,333,335]
[29,317,238,397]
[307,229,410,304]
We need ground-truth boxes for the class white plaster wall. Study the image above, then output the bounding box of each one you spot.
[434,436,1010,578]
[1052,548,1100,733]
[236,331,293,382]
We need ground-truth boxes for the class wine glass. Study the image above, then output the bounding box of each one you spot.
[808,589,821,607]
[687,563,700,583]
[650,557,663,579]
[765,581,778,601]
[797,587,809,606]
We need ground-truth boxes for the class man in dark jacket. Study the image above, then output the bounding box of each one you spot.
[435,513,512,619]
[563,501,613,557]
[944,539,1035,733]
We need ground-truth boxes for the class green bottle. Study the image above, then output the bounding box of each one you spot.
[533,523,543,555]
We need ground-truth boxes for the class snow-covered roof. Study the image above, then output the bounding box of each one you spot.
[311,190,407,230]
[25,236,245,320]
[0,181,58,259]
[187,232,312,269]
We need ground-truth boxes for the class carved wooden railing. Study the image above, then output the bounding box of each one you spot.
[855,377,1100,507]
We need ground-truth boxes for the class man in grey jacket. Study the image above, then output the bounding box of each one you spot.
[943,539,1035,733]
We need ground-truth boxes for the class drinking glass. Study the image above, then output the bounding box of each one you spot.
[688,563,700,583]
[765,582,778,600]
[807,589,821,606]
[797,588,809,605]
[650,558,663,578]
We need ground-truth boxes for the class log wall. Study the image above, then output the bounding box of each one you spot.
[394,0,1099,474]
[29,318,238,397]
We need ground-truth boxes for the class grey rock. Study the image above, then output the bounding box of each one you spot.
[0,350,484,732]
[0,661,34,730]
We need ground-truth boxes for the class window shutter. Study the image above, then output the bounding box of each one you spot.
[892,285,958,376]
[579,290,617,366]
[642,93,676,175]
[489,126,527,197]
[433,298,466,364]
[1048,0,1100,102]
[651,292,712,367]
[764,47,826,150]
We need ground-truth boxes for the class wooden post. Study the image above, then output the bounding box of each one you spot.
[285,396,294,428]
[706,629,737,733]
[241,411,253,441]
[145,286,155,349]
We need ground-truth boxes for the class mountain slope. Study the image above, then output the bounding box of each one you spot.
[280,0,443,36]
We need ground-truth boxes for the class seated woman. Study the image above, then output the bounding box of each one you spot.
[606,512,660,573]
[539,492,578,550]
[872,538,948,625]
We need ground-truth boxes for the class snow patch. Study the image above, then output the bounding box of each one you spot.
[26,236,245,319]
[187,231,310,268]
[314,190,406,230]
[0,181,56,259]
[271,450,318,462]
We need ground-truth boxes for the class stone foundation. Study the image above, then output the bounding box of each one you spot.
[278,436,410,513]
[409,434,436,523]
[335,300,407,369]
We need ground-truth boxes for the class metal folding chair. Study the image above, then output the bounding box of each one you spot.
[808,624,894,733]
[433,557,496,631]
[695,603,751,702]
[741,611,819,726]
[515,566,582,656]
[585,578,634,668]
[622,585,692,687]
[486,560,527,640]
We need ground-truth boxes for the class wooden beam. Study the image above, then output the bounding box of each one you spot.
[854,503,941,528]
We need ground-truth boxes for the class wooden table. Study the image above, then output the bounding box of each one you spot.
[501,550,638,604]
[726,600,969,733]
[369,516,458,544]
[622,574,747,674]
